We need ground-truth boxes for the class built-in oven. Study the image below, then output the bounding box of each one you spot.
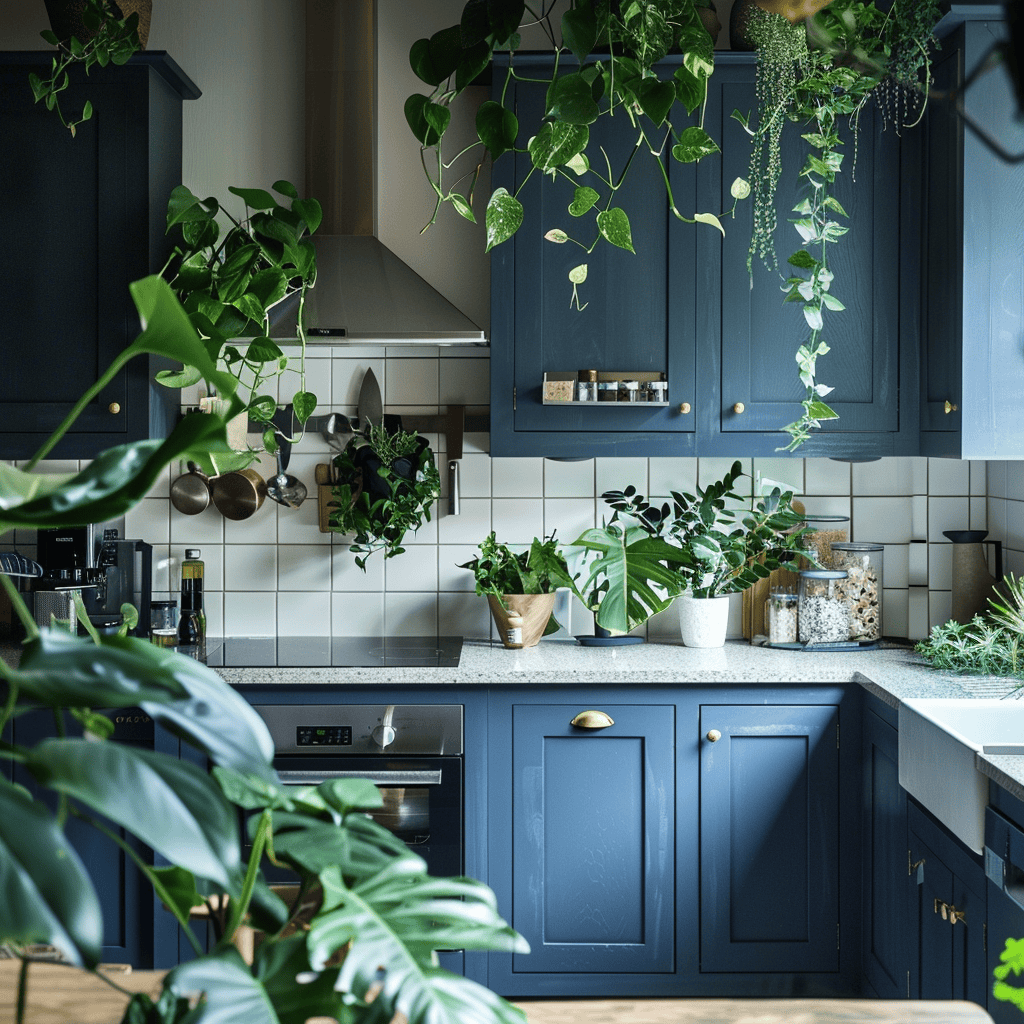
[250,703,464,972]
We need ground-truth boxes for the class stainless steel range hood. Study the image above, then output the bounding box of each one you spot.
[270,235,486,345]
[273,0,486,347]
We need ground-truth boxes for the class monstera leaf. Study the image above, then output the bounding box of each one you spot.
[571,524,690,633]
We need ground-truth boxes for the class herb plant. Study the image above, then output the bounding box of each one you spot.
[602,460,809,598]
[460,532,579,599]
[30,0,142,136]
[915,574,1024,680]
[328,428,441,570]
[156,181,323,472]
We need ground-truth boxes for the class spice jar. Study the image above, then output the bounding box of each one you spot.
[620,380,640,402]
[598,381,619,402]
[577,369,598,402]
[798,569,850,643]
[831,542,884,641]
[800,514,850,570]
[647,381,668,403]
[766,589,798,644]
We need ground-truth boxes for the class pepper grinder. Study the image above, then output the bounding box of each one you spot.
[944,530,1004,623]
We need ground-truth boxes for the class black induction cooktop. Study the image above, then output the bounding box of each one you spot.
[203,635,463,669]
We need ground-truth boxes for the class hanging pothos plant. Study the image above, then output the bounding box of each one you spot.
[405,0,747,308]
[736,0,941,450]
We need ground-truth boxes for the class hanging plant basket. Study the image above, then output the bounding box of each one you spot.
[44,0,152,49]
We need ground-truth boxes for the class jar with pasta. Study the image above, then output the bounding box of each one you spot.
[800,514,850,570]
[830,542,884,642]
[798,570,850,643]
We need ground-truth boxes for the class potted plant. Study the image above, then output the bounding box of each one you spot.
[31,0,145,136]
[460,532,579,648]
[0,275,528,1024]
[602,460,809,647]
[327,424,441,570]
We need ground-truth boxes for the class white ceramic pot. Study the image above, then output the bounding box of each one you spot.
[677,592,731,648]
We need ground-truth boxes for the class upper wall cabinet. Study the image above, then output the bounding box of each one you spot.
[489,54,913,459]
[0,53,199,461]
[918,16,1024,459]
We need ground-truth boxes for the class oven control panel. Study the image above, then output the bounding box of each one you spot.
[253,704,463,755]
[297,726,352,746]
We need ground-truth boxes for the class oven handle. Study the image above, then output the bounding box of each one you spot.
[277,769,442,786]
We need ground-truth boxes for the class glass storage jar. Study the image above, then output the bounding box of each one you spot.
[830,542,884,641]
[598,381,619,401]
[766,589,799,644]
[577,369,598,402]
[798,569,850,643]
[800,514,850,570]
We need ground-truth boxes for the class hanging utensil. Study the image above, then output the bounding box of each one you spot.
[445,404,464,516]
[321,412,355,452]
[0,552,43,578]
[268,447,308,508]
[211,468,267,520]
[358,368,384,435]
[170,462,211,515]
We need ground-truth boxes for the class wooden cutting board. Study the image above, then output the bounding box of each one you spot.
[741,498,804,640]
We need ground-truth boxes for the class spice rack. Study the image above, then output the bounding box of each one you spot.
[541,371,669,406]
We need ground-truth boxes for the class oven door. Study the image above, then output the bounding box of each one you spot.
[257,756,462,881]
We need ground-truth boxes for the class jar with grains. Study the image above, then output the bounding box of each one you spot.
[831,542,884,641]
[767,589,798,644]
[800,514,850,570]
[798,569,850,643]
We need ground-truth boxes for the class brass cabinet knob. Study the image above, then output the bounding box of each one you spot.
[949,905,967,926]
[706,729,722,742]
[732,402,745,415]
[679,402,692,415]
[944,400,958,414]
[570,710,615,729]
[108,402,121,415]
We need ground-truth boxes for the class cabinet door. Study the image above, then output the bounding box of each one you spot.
[701,58,907,457]
[861,706,909,998]
[699,703,839,973]
[907,802,988,1006]
[489,57,698,458]
[502,703,675,978]
[11,708,156,967]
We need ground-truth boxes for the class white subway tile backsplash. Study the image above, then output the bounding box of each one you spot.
[882,589,908,639]
[649,458,696,499]
[800,495,852,523]
[753,458,802,495]
[989,461,1008,499]
[332,592,385,635]
[278,544,332,591]
[332,547,385,591]
[598,457,648,496]
[1008,462,1024,501]
[853,497,913,544]
[125,498,170,545]
[544,458,596,498]
[970,496,988,531]
[928,496,970,539]
[440,357,489,405]
[437,498,491,544]
[224,544,278,591]
[491,498,545,543]
[908,587,930,639]
[170,504,224,545]
[438,546,480,592]
[277,591,332,635]
[852,458,914,497]
[928,542,953,591]
[544,498,597,542]
[458,453,493,498]
[224,503,278,544]
[385,358,438,406]
[331,356,384,409]
[439,591,492,640]
[929,590,952,631]
[224,592,277,636]
[882,544,909,589]
[804,458,851,495]
[928,457,971,497]
[970,460,987,496]
[385,592,438,635]
[385,545,438,592]
[1006,499,1024,552]
[491,458,544,498]
[699,458,752,494]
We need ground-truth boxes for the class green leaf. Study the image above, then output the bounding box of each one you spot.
[596,208,635,253]
[694,212,725,236]
[166,185,219,230]
[272,180,299,199]
[544,73,600,126]
[485,188,524,251]
[455,39,492,92]
[807,400,839,420]
[292,197,323,235]
[528,122,589,171]
[544,229,569,243]
[568,264,588,284]
[671,126,720,164]
[569,186,600,217]
[168,946,278,1024]
[673,65,706,114]
[26,740,243,891]
[476,100,519,160]
[561,3,597,62]
[821,293,846,311]
[155,365,203,389]
[405,93,441,146]
[151,865,207,922]
[254,936,345,1024]
[409,25,463,87]
[246,336,285,363]
[424,101,452,139]
[227,186,278,211]
[0,778,104,968]
[730,177,751,200]
[788,249,819,270]
[450,193,476,222]
[637,78,676,126]
[292,390,317,423]
[803,305,824,331]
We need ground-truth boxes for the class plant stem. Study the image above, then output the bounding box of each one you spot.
[16,956,28,1024]
[0,573,39,642]
[222,808,271,943]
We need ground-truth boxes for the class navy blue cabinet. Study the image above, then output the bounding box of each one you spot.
[489,54,910,459]
[907,800,988,1006]
[486,698,676,996]
[699,702,840,974]
[860,696,909,998]
[0,53,199,461]
[918,17,1024,458]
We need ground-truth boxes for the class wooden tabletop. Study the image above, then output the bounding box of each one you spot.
[0,962,995,1024]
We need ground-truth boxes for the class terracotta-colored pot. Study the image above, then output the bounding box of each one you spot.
[488,593,557,649]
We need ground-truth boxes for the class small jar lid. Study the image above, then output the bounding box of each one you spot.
[799,569,848,579]
[830,541,883,552]
[185,548,202,559]
[151,599,177,609]
[622,380,639,390]
[598,380,618,389]
[802,515,850,525]
[579,369,598,382]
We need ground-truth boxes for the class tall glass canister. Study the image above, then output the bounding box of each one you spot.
[799,514,850,570]
[830,542,884,642]
[798,569,850,643]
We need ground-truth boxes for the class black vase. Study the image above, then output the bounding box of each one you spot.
[729,0,759,52]
[43,0,152,49]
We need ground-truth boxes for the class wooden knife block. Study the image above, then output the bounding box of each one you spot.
[315,464,333,533]
[741,499,804,640]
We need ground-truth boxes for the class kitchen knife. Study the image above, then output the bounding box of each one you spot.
[358,368,384,435]
[446,404,464,516]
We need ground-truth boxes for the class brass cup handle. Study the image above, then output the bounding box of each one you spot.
[679,402,692,415]
[706,729,722,742]
[732,402,745,415]
[570,710,615,729]
[944,400,958,414]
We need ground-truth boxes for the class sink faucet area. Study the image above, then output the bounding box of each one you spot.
[899,697,1024,853]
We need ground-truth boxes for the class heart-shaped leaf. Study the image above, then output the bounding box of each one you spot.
[545,73,600,126]
[561,3,597,63]
[569,186,600,217]
[485,188,524,251]
[476,100,519,161]
[637,78,676,126]
[596,208,635,253]
[672,126,720,164]
[528,122,589,171]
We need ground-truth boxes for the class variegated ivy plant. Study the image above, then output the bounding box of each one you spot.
[405,0,747,310]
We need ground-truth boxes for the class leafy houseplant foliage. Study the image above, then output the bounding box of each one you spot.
[739,0,941,448]
[602,459,809,598]
[0,277,528,1024]
[405,0,745,308]
[915,574,1024,681]
[156,181,323,472]
[328,425,441,570]
[30,0,142,136]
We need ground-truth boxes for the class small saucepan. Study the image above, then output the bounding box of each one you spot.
[211,468,267,521]
[170,462,211,516]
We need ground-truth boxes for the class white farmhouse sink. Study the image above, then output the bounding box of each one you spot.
[898,697,1024,854]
